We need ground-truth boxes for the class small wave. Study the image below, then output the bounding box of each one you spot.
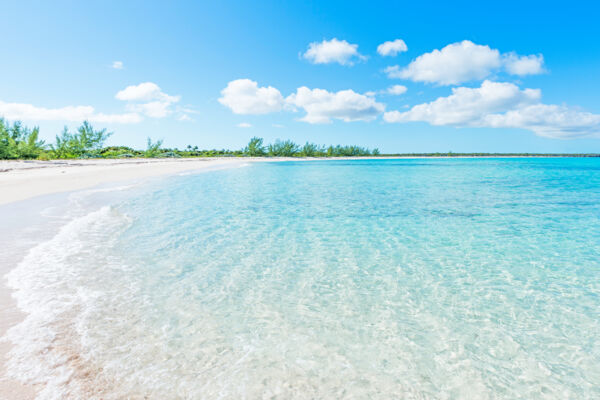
[3,206,131,399]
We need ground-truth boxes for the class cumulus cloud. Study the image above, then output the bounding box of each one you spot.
[218,78,385,123]
[0,82,185,124]
[390,40,501,85]
[219,79,284,114]
[302,38,365,66]
[286,87,385,124]
[384,80,600,138]
[115,82,180,118]
[503,53,545,76]
[377,39,408,56]
[237,122,252,128]
[384,81,540,125]
[112,61,124,70]
[482,104,600,138]
[0,101,141,123]
[387,40,546,85]
[116,82,179,103]
[387,85,408,95]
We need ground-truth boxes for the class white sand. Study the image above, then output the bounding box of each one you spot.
[0,158,253,399]
[0,158,254,206]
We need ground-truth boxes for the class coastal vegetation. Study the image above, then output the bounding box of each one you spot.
[1,119,599,160]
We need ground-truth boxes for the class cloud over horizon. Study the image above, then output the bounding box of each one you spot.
[0,82,188,124]
[384,80,600,138]
[0,101,141,124]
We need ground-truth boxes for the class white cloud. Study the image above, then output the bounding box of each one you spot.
[384,80,600,138]
[387,85,408,95]
[391,40,501,85]
[219,79,385,124]
[386,40,546,85]
[115,82,180,118]
[286,87,385,124]
[237,122,252,128]
[127,101,172,118]
[482,104,600,138]
[384,81,540,125]
[115,82,179,103]
[0,82,184,124]
[0,101,141,123]
[272,123,285,128]
[503,53,545,76]
[219,79,284,114]
[302,38,365,66]
[377,39,408,56]
[383,65,402,78]
[112,61,124,70]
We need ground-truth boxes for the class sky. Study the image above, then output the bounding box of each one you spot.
[1,0,600,153]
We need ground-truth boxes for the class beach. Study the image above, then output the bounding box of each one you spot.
[0,158,250,399]
[0,158,258,207]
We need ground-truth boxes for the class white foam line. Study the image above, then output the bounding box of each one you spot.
[3,206,130,399]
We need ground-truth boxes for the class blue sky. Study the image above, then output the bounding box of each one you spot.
[2,0,600,152]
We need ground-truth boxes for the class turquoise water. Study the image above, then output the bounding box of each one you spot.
[6,159,600,399]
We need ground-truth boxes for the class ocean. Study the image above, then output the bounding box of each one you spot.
[4,158,600,399]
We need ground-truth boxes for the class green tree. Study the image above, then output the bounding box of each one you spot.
[268,139,299,157]
[244,137,266,156]
[0,119,46,159]
[51,121,112,158]
[76,121,112,156]
[300,142,318,157]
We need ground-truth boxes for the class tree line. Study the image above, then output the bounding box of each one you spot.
[1,119,599,160]
[0,119,379,159]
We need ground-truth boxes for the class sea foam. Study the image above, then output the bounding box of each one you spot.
[4,206,132,399]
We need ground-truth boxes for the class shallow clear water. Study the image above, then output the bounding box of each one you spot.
[5,159,600,399]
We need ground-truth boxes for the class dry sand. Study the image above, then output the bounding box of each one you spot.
[0,158,254,206]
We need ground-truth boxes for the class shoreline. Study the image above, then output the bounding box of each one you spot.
[3,155,598,206]
[0,158,251,399]
[0,158,254,206]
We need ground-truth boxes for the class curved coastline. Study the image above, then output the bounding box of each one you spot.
[0,158,251,399]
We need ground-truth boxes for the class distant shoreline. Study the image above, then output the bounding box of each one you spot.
[2,155,598,205]
[2,153,599,171]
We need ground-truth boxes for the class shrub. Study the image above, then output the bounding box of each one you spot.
[145,138,164,158]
